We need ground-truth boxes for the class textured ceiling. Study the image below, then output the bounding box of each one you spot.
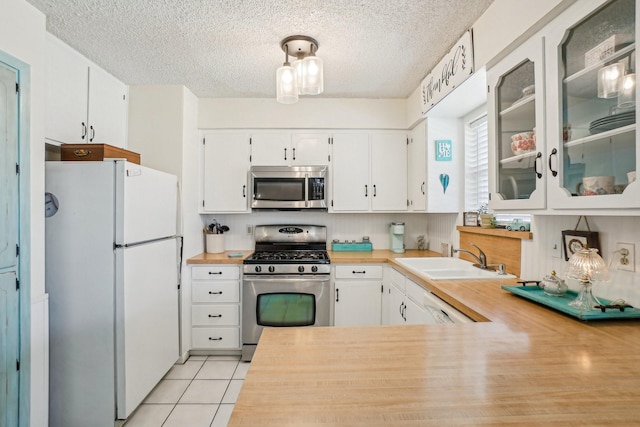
[28,0,494,98]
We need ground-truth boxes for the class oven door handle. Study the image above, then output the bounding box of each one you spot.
[243,275,330,283]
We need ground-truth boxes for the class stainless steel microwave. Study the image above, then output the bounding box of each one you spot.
[250,166,328,210]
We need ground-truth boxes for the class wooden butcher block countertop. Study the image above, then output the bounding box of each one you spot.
[228,254,640,426]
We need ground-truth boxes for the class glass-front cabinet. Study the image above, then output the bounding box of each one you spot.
[488,37,547,210]
[546,0,639,209]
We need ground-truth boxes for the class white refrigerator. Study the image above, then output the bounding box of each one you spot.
[45,160,180,427]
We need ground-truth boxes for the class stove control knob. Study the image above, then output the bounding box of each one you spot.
[268,265,275,273]
[311,266,318,273]
[254,266,262,273]
[298,265,305,273]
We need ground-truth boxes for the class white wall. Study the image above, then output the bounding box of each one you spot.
[128,85,185,177]
[128,84,202,359]
[0,0,47,425]
[198,98,407,129]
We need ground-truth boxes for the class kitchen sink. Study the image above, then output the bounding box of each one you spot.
[394,257,515,280]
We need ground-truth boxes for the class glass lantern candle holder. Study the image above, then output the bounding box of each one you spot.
[564,248,610,311]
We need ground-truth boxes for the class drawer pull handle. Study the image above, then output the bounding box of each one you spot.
[208,314,222,318]
[208,271,223,275]
[208,337,223,341]
[208,291,223,295]
[73,148,91,157]
[352,270,366,274]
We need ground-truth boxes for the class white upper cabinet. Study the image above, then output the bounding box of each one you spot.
[488,36,547,210]
[545,0,639,210]
[87,66,129,146]
[201,132,250,213]
[489,0,640,213]
[370,132,408,211]
[407,122,427,211]
[331,133,371,211]
[408,119,461,212]
[45,34,89,145]
[45,33,128,147]
[251,132,329,166]
[331,131,408,212]
[291,133,330,165]
[250,133,290,166]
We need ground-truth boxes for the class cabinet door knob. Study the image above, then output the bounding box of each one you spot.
[548,148,558,177]
[208,314,222,318]
[284,147,287,160]
[373,184,377,197]
[208,291,223,295]
[336,288,339,302]
[81,122,87,140]
[208,271,223,275]
[364,184,368,197]
[89,125,95,142]
[208,337,223,341]
[292,147,296,160]
[242,184,246,198]
[421,181,425,195]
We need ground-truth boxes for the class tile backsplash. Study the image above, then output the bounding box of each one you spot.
[202,212,429,252]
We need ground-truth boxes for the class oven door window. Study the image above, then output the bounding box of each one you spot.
[254,178,305,201]
[256,292,316,327]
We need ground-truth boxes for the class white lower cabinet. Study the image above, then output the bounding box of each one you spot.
[383,267,431,325]
[191,265,241,350]
[333,265,383,326]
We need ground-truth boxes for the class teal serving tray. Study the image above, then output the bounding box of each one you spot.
[501,285,640,320]
[331,242,373,252]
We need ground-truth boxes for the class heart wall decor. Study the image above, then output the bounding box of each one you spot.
[440,173,450,194]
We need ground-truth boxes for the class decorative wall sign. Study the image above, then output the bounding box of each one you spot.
[463,212,479,226]
[435,140,453,161]
[421,30,475,115]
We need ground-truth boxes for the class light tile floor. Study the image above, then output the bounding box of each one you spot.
[125,355,249,427]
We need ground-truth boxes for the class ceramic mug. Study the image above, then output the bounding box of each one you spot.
[576,176,615,196]
[628,171,636,184]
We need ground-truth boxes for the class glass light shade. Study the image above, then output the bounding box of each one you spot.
[597,63,625,98]
[565,248,610,311]
[292,59,304,94]
[276,64,298,104]
[301,55,324,95]
[618,73,636,108]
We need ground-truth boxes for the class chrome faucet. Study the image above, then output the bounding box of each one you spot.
[452,243,487,269]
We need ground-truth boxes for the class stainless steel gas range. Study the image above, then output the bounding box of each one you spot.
[242,225,331,361]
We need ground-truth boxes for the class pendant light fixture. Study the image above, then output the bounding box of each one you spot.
[276,43,298,104]
[276,35,324,104]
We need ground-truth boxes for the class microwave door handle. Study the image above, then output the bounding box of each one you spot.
[304,173,309,208]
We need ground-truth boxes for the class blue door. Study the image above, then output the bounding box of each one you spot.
[0,61,20,427]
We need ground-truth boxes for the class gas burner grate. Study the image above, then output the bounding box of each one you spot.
[247,250,330,263]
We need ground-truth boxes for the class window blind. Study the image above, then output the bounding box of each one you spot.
[464,115,489,212]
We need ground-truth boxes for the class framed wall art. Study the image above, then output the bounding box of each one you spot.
[562,230,600,261]
[463,212,479,227]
